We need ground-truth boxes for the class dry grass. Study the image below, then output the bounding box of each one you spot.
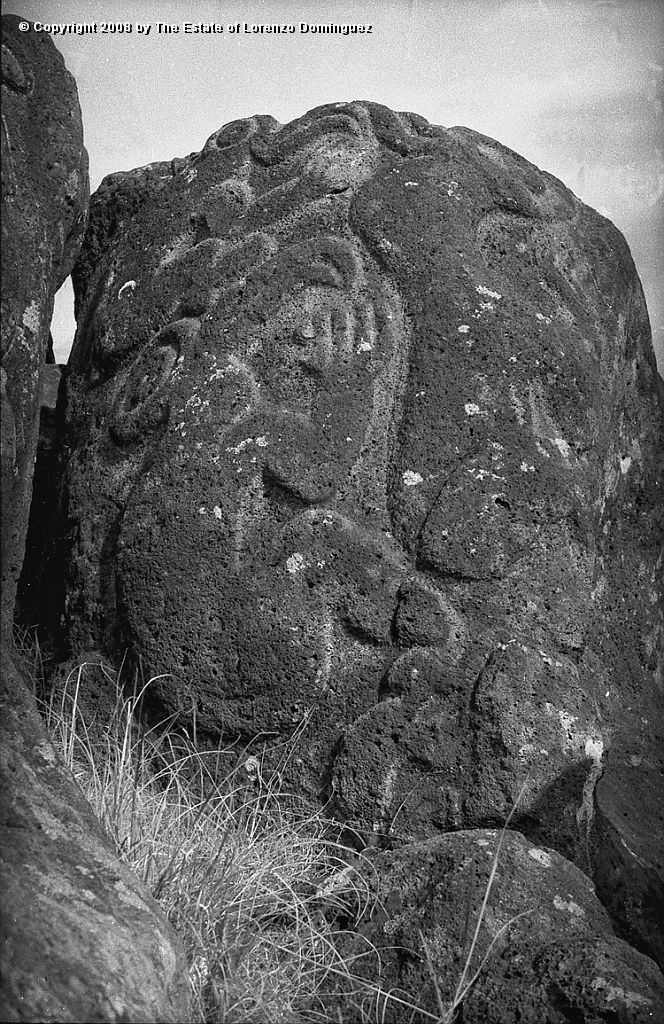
[39,659,392,1022]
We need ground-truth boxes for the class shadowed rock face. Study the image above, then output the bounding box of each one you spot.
[1,14,88,639]
[63,102,664,962]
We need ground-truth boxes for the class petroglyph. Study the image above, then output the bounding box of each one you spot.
[61,106,664,971]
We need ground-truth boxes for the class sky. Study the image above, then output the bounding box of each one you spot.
[4,0,663,371]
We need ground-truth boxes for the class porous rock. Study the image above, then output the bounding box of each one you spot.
[1,14,88,638]
[0,648,191,1022]
[335,828,664,1023]
[0,18,191,1020]
[60,102,664,963]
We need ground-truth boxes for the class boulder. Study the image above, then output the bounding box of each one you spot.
[1,14,88,638]
[60,102,664,963]
[334,828,664,1023]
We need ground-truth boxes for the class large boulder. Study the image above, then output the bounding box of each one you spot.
[61,102,664,963]
[1,14,88,638]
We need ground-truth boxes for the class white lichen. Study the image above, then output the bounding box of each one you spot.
[286,552,307,574]
[590,978,653,1010]
[553,895,585,917]
[552,437,571,459]
[476,284,502,300]
[22,301,40,333]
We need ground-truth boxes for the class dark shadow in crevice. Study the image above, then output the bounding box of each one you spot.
[15,366,71,663]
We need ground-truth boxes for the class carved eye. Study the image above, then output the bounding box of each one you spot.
[108,319,199,446]
[110,339,179,446]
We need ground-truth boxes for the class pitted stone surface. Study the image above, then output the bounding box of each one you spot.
[0,19,193,1020]
[1,14,89,639]
[336,828,664,1023]
[62,102,664,963]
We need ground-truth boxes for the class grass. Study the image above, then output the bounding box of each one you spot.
[39,657,387,1022]
[14,629,530,1024]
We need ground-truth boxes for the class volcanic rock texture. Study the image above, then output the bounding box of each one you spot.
[0,14,88,638]
[62,102,664,977]
[338,828,664,1023]
[0,649,191,1023]
[0,16,191,1022]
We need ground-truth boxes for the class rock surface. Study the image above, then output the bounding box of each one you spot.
[60,101,664,967]
[337,828,664,1023]
[0,648,192,1023]
[0,17,192,1021]
[1,14,88,638]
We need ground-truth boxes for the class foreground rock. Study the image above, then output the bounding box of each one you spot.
[336,829,664,1023]
[0,649,191,1022]
[60,101,664,966]
[1,14,88,637]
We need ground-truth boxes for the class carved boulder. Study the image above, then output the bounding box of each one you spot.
[62,102,664,965]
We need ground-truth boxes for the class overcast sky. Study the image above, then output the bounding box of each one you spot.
[4,0,662,371]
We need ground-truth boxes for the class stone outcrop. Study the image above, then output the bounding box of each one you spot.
[0,16,192,1021]
[58,102,664,976]
[339,828,664,1023]
[1,14,88,638]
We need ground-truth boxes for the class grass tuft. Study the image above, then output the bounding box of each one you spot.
[39,660,389,1023]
